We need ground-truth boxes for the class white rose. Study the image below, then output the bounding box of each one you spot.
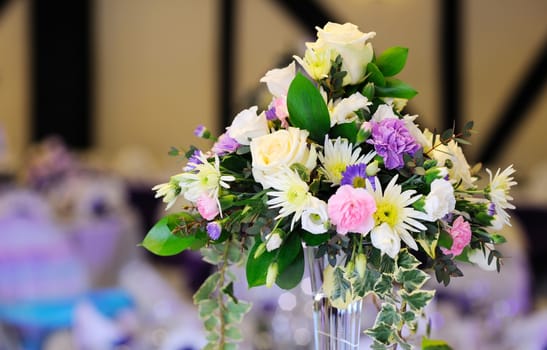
[331,92,370,126]
[227,106,269,145]
[468,244,497,271]
[301,197,329,234]
[370,103,397,122]
[424,179,455,220]
[250,127,317,188]
[313,22,375,85]
[259,62,295,98]
[370,222,401,259]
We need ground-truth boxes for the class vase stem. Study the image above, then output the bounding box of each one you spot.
[307,247,363,350]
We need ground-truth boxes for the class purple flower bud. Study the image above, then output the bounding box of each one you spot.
[206,221,222,240]
[194,125,206,137]
[265,106,277,121]
[183,150,203,171]
[488,203,496,216]
[212,133,239,156]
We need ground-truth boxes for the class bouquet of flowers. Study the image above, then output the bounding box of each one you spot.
[144,22,516,349]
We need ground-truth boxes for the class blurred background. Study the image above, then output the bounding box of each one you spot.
[0,0,546,349]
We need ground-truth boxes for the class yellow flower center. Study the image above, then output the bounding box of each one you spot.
[374,202,399,227]
[352,176,366,188]
[286,184,308,206]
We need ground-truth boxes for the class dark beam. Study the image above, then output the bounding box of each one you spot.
[30,0,93,148]
[439,0,463,132]
[219,0,236,130]
[478,38,547,164]
[271,0,336,37]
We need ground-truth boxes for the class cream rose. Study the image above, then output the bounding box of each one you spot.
[250,127,317,188]
[312,22,375,86]
[227,106,269,145]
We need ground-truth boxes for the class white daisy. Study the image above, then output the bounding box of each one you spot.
[265,168,313,230]
[176,153,235,204]
[486,165,517,229]
[318,136,375,185]
[367,176,431,258]
[152,177,182,210]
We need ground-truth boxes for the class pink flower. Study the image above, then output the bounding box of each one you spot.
[197,194,219,220]
[327,185,376,235]
[441,216,471,256]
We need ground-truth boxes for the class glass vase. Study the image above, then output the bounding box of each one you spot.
[306,247,363,350]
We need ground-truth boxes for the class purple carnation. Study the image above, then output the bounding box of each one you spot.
[212,133,239,156]
[367,118,420,170]
[206,221,222,240]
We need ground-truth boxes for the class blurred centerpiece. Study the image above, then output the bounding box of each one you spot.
[143,22,516,350]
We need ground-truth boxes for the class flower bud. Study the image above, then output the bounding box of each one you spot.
[266,262,278,288]
[265,230,283,252]
[253,243,266,259]
[366,160,379,176]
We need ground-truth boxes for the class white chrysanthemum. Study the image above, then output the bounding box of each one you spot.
[318,136,375,185]
[423,129,475,189]
[301,197,329,234]
[176,153,235,205]
[487,165,517,229]
[265,168,313,230]
[367,176,431,258]
[152,177,182,210]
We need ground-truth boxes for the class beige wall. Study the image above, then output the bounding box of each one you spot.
[0,0,29,172]
[0,0,546,188]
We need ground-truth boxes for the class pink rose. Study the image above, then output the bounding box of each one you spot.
[197,194,219,220]
[441,216,471,256]
[327,185,376,235]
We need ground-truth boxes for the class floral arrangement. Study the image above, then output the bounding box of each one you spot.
[144,22,516,349]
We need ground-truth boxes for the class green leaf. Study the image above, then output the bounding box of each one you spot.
[225,326,243,341]
[198,299,219,319]
[422,337,454,350]
[287,72,331,142]
[374,274,393,296]
[300,230,330,246]
[397,249,421,270]
[375,78,418,99]
[203,316,218,331]
[193,272,220,303]
[226,300,252,323]
[361,82,375,100]
[246,239,276,288]
[276,248,305,289]
[276,231,303,273]
[376,46,409,77]
[365,323,394,345]
[366,62,385,86]
[490,234,507,244]
[330,122,359,144]
[416,229,439,259]
[396,268,431,292]
[142,213,206,256]
[362,268,381,296]
[376,303,401,326]
[400,290,435,311]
